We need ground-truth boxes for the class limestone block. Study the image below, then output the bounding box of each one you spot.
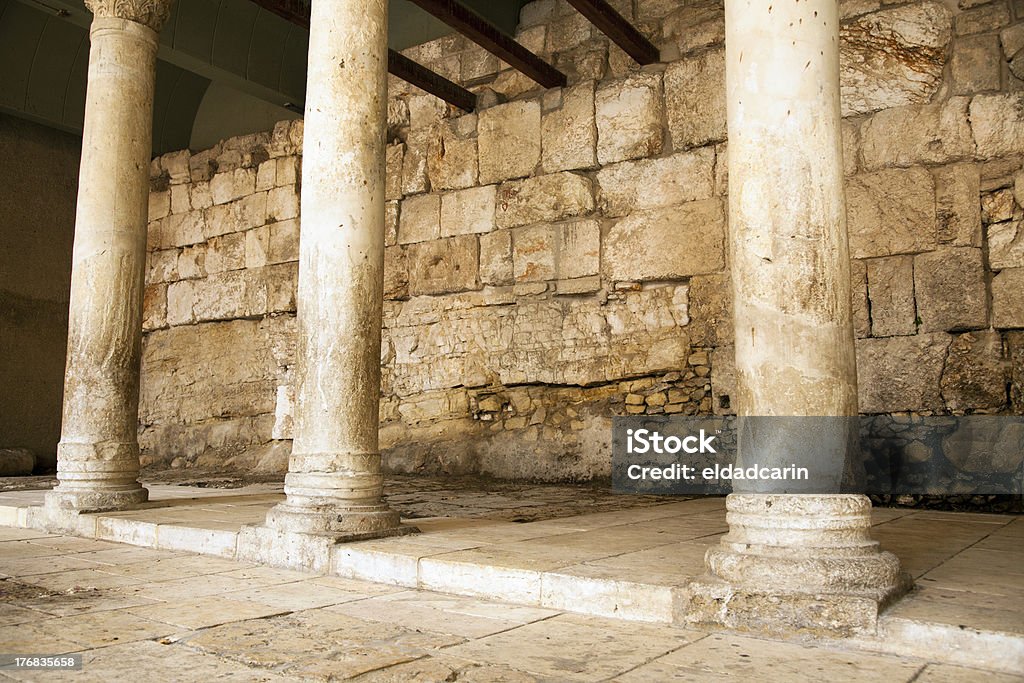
[190,182,212,210]
[162,150,191,185]
[478,100,542,184]
[427,125,478,191]
[399,193,441,244]
[169,185,190,215]
[205,192,268,240]
[188,147,219,183]
[981,189,1016,224]
[596,148,715,217]
[941,331,1008,411]
[955,1,1011,35]
[210,168,256,205]
[604,199,726,281]
[161,210,206,249]
[204,233,246,274]
[559,220,600,280]
[496,172,594,228]
[914,247,987,332]
[408,93,448,131]
[267,219,300,265]
[950,35,1002,95]
[512,224,557,282]
[546,11,593,51]
[934,163,982,247]
[970,93,1024,159]
[688,271,734,347]
[664,47,726,151]
[1010,331,1024,410]
[256,159,276,192]
[856,333,950,413]
[267,185,299,222]
[408,235,480,295]
[839,1,951,117]
[386,202,399,247]
[143,283,167,331]
[663,2,725,55]
[273,385,294,440]
[989,220,1024,270]
[177,245,205,280]
[402,130,431,195]
[859,98,974,171]
[440,185,496,237]
[866,256,916,337]
[850,259,870,339]
[384,246,409,300]
[595,71,664,164]
[846,168,936,258]
[480,230,514,286]
[147,248,178,284]
[277,157,298,187]
[166,280,195,326]
[386,144,404,201]
[993,267,1024,328]
[149,190,170,221]
[542,81,597,173]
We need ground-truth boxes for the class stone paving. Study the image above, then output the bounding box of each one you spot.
[0,523,1021,682]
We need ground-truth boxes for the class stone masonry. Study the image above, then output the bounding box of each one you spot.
[140,0,1024,481]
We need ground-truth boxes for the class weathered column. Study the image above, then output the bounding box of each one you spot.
[686,0,909,633]
[263,0,407,540]
[45,0,173,514]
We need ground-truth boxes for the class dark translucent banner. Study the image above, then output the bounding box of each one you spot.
[611,416,1024,495]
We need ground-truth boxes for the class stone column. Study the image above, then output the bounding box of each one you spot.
[687,0,909,633]
[263,0,408,540]
[45,0,173,514]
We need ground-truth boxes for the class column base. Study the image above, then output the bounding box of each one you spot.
[265,502,416,539]
[44,485,148,514]
[679,493,912,636]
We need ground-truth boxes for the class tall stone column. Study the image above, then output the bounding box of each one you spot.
[45,0,173,514]
[687,0,909,633]
[263,0,408,540]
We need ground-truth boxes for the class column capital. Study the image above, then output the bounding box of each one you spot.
[85,0,174,33]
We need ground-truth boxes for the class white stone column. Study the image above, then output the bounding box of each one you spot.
[263,0,407,539]
[687,0,909,633]
[45,0,173,513]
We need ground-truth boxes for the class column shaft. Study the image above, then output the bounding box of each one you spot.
[47,7,168,512]
[265,0,406,538]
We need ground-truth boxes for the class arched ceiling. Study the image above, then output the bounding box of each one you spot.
[0,0,529,155]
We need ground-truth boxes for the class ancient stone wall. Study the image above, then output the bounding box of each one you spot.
[140,0,1024,480]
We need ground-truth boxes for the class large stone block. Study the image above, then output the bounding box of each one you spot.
[846,168,936,258]
[604,199,726,281]
[970,93,1024,159]
[866,256,915,337]
[856,333,950,413]
[993,267,1024,329]
[440,185,496,237]
[914,247,987,332]
[427,124,478,191]
[478,100,542,184]
[210,168,256,205]
[408,235,480,295]
[401,130,431,195]
[664,47,726,151]
[596,148,715,217]
[542,81,598,173]
[989,220,1024,270]
[266,185,299,222]
[495,172,594,228]
[934,163,981,247]
[859,98,974,171]
[204,233,246,274]
[398,193,441,244]
[595,71,664,164]
[950,35,1002,96]
[559,220,600,280]
[385,143,404,201]
[688,271,733,347]
[941,331,1008,412]
[512,224,557,282]
[479,230,513,286]
[850,259,870,339]
[839,1,951,117]
[384,246,409,300]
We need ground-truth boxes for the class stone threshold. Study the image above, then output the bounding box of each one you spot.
[0,497,1021,675]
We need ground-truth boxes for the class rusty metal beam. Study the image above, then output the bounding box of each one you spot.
[405,0,567,89]
[565,0,660,65]
[245,0,477,111]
